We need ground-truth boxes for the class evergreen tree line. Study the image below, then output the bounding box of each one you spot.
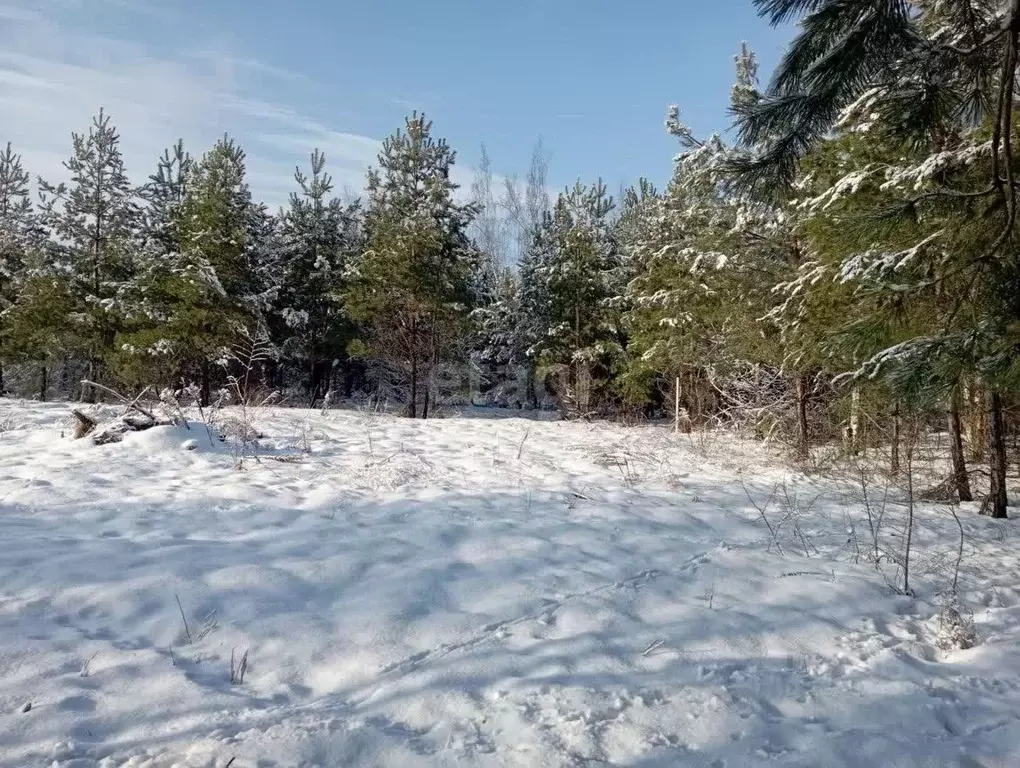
[0,112,489,417]
[477,2,1020,520]
[1,0,1018,516]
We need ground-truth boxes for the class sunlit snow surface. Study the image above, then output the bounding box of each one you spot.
[0,401,1017,767]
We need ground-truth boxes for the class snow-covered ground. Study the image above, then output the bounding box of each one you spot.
[0,401,1018,767]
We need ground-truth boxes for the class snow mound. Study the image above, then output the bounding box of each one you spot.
[118,422,222,454]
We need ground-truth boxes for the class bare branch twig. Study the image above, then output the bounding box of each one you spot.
[81,380,159,423]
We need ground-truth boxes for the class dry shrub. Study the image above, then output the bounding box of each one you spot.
[935,593,977,652]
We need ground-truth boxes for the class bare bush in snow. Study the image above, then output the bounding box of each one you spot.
[935,593,977,652]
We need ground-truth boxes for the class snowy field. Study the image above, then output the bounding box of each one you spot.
[0,401,1018,768]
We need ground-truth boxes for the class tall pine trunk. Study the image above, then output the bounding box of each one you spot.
[846,385,862,455]
[573,300,586,415]
[949,390,973,502]
[309,360,330,408]
[687,371,699,427]
[344,361,357,398]
[61,358,71,400]
[987,389,1009,518]
[795,373,810,459]
[321,360,336,406]
[421,343,438,420]
[525,364,538,410]
[406,316,419,418]
[38,364,47,402]
[200,360,211,408]
[407,354,418,419]
[308,359,318,407]
[891,401,901,475]
[82,357,97,403]
[965,380,987,461]
[407,356,418,418]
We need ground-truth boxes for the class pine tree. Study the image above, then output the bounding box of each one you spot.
[470,265,520,402]
[623,46,803,433]
[274,149,361,403]
[110,141,197,390]
[143,140,192,257]
[472,214,558,408]
[38,109,139,394]
[0,143,36,393]
[115,137,259,399]
[736,0,1020,514]
[2,142,73,399]
[619,132,748,423]
[181,136,253,301]
[516,214,555,360]
[3,253,75,401]
[178,136,259,402]
[245,201,285,323]
[532,180,624,415]
[344,113,481,418]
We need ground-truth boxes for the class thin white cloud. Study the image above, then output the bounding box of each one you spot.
[0,4,40,21]
[0,2,386,209]
[0,66,60,91]
[0,11,229,185]
[207,54,311,84]
[256,132,380,166]
[0,1,523,215]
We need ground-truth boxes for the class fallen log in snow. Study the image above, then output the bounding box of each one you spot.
[89,416,176,446]
[71,382,181,445]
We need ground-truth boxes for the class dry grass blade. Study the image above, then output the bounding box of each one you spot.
[80,650,100,677]
[175,594,192,644]
[230,647,249,684]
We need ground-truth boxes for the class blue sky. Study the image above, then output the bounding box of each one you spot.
[0,0,791,207]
